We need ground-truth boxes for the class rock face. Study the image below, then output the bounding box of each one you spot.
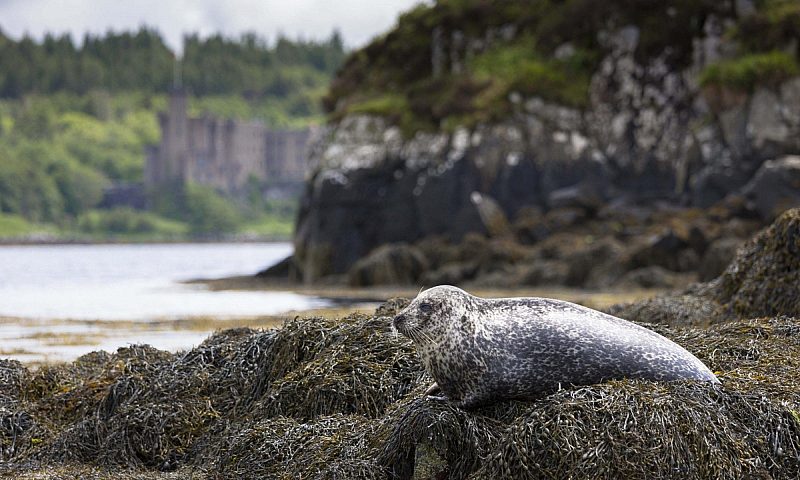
[294,20,800,282]
[743,155,800,220]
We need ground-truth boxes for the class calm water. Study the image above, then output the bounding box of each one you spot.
[0,242,327,320]
[0,243,333,362]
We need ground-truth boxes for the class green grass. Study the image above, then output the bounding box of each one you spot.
[77,208,188,237]
[0,212,56,238]
[469,39,594,109]
[342,93,430,135]
[346,94,410,117]
[700,51,800,92]
[239,214,294,240]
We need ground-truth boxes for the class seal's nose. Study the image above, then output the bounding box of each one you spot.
[393,314,407,330]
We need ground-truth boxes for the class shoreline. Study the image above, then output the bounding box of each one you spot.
[1,282,664,367]
[0,303,380,367]
[0,236,292,246]
[189,274,667,311]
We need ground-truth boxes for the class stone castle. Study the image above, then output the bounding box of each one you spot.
[145,90,314,195]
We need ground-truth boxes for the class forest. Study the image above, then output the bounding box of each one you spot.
[0,28,345,239]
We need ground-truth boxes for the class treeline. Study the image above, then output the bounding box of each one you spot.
[0,27,346,98]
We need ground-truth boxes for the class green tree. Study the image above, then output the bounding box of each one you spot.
[184,184,242,235]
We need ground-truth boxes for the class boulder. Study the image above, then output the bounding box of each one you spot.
[629,229,699,272]
[563,237,625,287]
[256,255,293,279]
[690,162,753,208]
[546,181,606,212]
[347,243,429,286]
[742,156,800,221]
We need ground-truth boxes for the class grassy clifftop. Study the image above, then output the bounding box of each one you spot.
[324,0,800,134]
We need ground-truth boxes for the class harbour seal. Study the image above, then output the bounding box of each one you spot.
[393,285,719,408]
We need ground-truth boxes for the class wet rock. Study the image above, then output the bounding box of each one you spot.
[742,155,800,221]
[698,237,743,282]
[630,229,699,272]
[256,255,293,279]
[512,206,548,244]
[543,207,587,231]
[690,162,753,208]
[420,261,479,286]
[564,237,625,287]
[517,260,570,286]
[615,266,694,290]
[348,243,429,286]
[546,181,606,212]
[686,225,710,255]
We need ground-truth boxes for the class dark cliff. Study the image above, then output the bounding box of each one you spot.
[294,0,800,282]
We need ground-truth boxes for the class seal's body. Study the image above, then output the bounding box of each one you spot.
[393,286,718,408]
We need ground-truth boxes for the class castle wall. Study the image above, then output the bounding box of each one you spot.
[146,91,312,195]
[265,129,313,180]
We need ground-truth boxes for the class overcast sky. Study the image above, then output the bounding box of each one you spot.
[0,0,426,53]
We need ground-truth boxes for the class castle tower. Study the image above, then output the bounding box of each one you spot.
[163,89,189,182]
[145,89,189,187]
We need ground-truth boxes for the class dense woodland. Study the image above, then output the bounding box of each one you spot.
[0,28,345,239]
[0,27,345,98]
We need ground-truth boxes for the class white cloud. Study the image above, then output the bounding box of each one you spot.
[0,0,426,53]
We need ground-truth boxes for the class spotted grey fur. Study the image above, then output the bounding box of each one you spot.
[393,285,719,408]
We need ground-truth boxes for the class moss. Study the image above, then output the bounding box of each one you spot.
[340,93,427,135]
[345,94,409,118]
[735,0,800,52]
[700,51,800,92]
[468,38,594,108]
[324,0,738,136]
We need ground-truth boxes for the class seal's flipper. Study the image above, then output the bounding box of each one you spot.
[424,382,441,396]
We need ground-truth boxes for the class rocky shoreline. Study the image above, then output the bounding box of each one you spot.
[2,209,800,479]
[291,1,800,286]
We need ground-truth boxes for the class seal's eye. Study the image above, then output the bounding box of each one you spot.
[418,302,433,314]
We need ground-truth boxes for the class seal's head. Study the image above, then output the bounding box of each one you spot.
[392,285,476,346]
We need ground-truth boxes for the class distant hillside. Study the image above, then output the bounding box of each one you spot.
[0,27,345,99]
[0,28,346,240]
[325,0,800,134]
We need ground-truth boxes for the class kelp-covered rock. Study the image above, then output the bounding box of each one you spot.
[2,309,800,479]
[607,287,727,327]
[0,313,421,477]
[611,208,800,325]
[711,207,800,318]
